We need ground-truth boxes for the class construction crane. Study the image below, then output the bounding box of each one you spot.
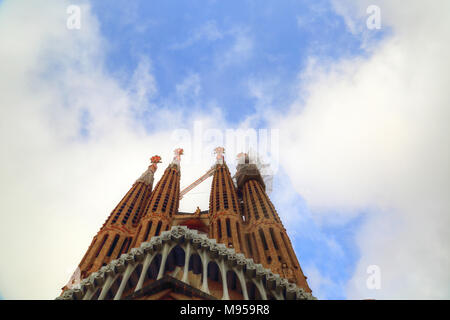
[179,147,225,200]
[179,166,215,199]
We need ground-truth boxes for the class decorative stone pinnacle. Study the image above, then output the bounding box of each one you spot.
[151,155,162,163]
[172,148,184,166]
[236,152,249,164]
[136,155,161,185]
[214,146,225,164]
[150,155,162,172]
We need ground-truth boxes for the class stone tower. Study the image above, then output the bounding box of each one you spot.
[235,153,311,291]
[59,148,315,300]
[63,156,161,290]
[209,147,247,255]
[132,148,182,249]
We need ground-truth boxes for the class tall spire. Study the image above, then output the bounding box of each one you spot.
[171,147,184,168]
[214,146,225,164]
[67,156,160,284]
[135,155,162,186]
[132,148,182,248]
[235,153,311,292]
[209,147,246,254]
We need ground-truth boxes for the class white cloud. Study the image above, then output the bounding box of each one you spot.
[129,56,157,114]
[276,0,450,298]
[303,264,342,300]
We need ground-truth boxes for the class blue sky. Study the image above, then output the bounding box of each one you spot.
[90,0,372,126]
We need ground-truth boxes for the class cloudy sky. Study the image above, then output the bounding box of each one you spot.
[0,0,449,299]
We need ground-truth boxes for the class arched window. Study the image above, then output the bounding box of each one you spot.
[207,261,223,299]
[226,270,244,300]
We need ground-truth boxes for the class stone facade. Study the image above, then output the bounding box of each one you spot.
[59,226,315,300]
[61,150,314,299]
[237,167,311,291]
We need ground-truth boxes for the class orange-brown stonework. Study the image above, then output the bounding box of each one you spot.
[63,152,312,297]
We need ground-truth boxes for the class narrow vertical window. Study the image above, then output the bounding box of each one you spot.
[251,232,261,263]
[155,221,162,236]
[269,228,279,250]
[116,237,127,259]
[236,221,243,251]
[124,237,132,253]
[210,222,215,238]
[144,221,153,241]
[226,218,231,238]
[95,234,108,258]
[245,234,253,256]
[80,237,96,266]
[249,182,259,220]
[131,225,142,248]
[259,229,268,250]
[217,219,222,239]
[107,234,120,257]
[255,183,269,219]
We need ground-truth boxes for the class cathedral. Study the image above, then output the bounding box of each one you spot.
[58,147,315,300]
